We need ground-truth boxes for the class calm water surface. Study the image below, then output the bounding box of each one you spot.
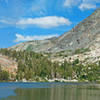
[0,82,100,100]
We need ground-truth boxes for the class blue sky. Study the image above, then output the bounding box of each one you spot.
[0,0,100,48]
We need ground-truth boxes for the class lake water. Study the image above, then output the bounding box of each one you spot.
[0,82,100,100]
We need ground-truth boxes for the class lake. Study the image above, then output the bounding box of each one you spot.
[0,82,100,100]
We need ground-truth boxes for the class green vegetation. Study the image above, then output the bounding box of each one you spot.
[0,49,100,82]
[51,50,72,58]
[26,45,33,51]
[0,65,9,81]
[74,48,90,54]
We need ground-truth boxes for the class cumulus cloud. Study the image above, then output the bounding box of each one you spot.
[63,0,100,11]
[0,16,71,29]
[16,16,71,28]
[79,3,96,11]
[14,33,59,42]
[79,0,100,11]
[64,0,80,7]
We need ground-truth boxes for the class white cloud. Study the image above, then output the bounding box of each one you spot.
[16,16,71,28]
[64,0,80,7]
[79,0,100,11]
[82,0,100,3]
[79,3,96,11]
[63,0,100,10]
[0,16,71,29]
[14,34,59,42]
[0,19,10,24]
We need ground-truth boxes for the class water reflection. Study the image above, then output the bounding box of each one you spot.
[1,83,100,100]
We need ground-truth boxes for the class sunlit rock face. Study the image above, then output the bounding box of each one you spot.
[49,8,100,52]
[0,54,17,75]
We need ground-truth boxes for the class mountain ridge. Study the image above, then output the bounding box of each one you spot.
[10,7,100,53]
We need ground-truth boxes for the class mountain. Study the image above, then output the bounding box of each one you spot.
[10,8,100,53]
[49,7,100,52]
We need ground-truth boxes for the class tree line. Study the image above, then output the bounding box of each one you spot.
[0,49,100,82]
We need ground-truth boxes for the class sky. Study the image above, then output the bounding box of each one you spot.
[0,0,100,48]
